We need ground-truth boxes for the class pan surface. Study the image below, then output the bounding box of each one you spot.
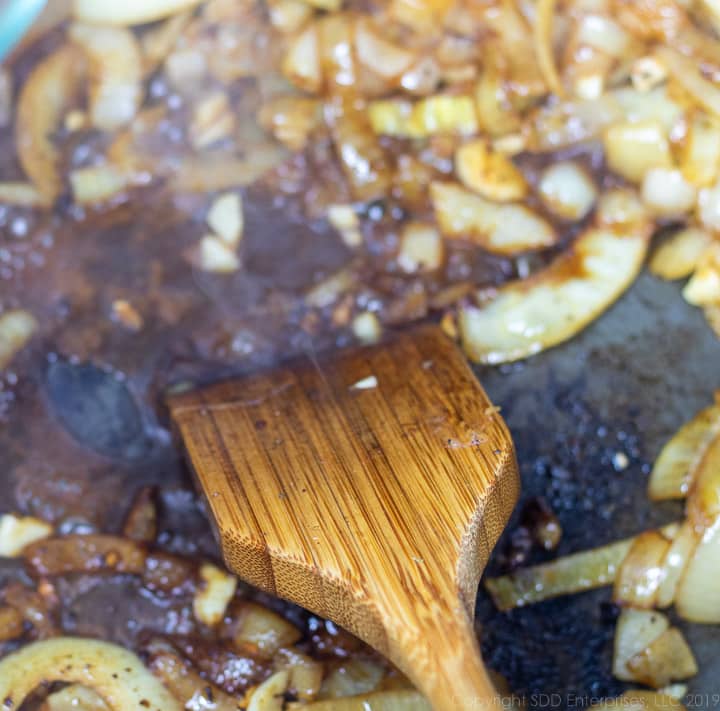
[477,272,720,709]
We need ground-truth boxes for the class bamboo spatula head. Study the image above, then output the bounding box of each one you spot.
[169,325,519,711]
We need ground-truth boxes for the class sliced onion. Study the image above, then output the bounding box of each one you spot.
[656,522,699,608]
[355,19,416,80]
[485,536,636,610]
[224,601,301,659]
[538,161,598,221]
[697,180,720,233]
[0,513,52,557]
[455,139,528,203]
[70,166,129,205]
[397,223,444,273]
[656,46,720,120]
[613,87,683,134]
[649,228,713,282]
[141,11,193,75]
[627,627,698,689]
[613,608,669,682]
[247,670,290,711]
[207,192,244,248]
[258,96,320,152]
[681,113,720,188]
[319,659,385,699]
[687,432,720,529]
[193,563,237,627]
[16,45,85,202]
[683,243,720,307]
[0,310,38,372]
[0,182,51,208]
[274,648,324,702]
[459,220,649,364]
[42,685,110,711]
[286,690,432,711]
[72,0,203,26]
[368,95,478,138]
[604,120,672,183]
[0,638,182,711]
[649,398,720,500]
[675,520,720,623]
[534,0,562,96]
[613,531,671,609]
[146,643,242,711]
[69,24,142,132]
[641,169,697,218]
[431,181,556,255]
[282,24,322,93]
[172,145,288,193]
[577,14,630,57]
[267,0,313,34]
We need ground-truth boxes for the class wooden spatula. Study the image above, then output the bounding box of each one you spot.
[168,325,519,711]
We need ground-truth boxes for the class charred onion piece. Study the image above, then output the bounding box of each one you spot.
[72,0,203,26]
[0,638,182,710]
[23,535,146,577]
[15,45,85,202]
[460,217,650,364]
[69,24,143,132]
[648,396,720,500]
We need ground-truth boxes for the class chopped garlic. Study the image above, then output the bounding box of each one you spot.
[193,563,237,627]
[195,235,240,273]
[207,192,244,247]
[0,514,53,557]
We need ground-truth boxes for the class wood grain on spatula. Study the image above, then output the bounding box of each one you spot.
[169,325,519,711]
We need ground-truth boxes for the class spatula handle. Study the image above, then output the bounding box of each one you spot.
[390,603,499,711]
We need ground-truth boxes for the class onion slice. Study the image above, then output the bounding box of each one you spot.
[648,397,720,500]
[627,627,698,688]
[534,0,563,96]
[431,181,555,255]
[686,432,720,529]
[656,46,720,120]
[72,0,203,26]
[459,219,650,364]
[15,45,85,202]
[0,638,182,711]
[69,24,143,131]
[613,608,669,682]
[675,520,720,623]
[613,531,670,609]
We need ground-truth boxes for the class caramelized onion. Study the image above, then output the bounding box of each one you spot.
[72,0,203,26]
[0,638,181,711]
[15,45,85,202]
